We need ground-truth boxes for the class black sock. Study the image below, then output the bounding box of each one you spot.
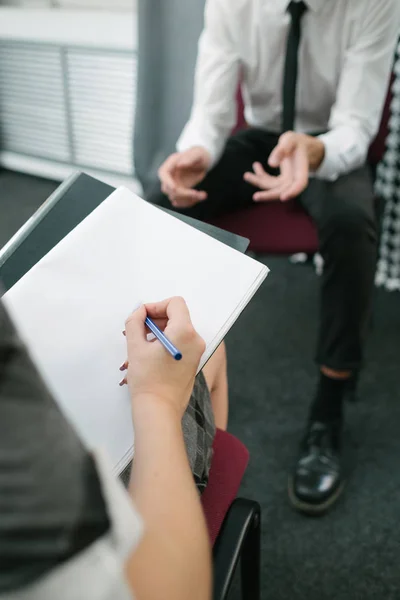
[309,372,348,424]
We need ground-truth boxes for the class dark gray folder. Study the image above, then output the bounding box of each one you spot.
[0,172,249,292]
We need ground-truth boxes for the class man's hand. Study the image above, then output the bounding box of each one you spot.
[243,132,325,202]
[158,147,211,209]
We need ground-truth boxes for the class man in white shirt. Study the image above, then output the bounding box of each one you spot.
[149,0,400,514]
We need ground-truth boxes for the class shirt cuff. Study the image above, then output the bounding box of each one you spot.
[176,119,227,169]
[314,127,368,182]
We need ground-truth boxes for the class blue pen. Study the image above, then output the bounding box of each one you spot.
[145,316,182,361]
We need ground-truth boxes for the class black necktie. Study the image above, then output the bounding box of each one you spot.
[282,0,308,132]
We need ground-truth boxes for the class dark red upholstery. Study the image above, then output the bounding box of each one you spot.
[209,76,394,254]
[368,73,394,166]
[201,429,249,545]
[211,200,318,254]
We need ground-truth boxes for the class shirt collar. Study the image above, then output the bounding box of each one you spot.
[273,0,325,13]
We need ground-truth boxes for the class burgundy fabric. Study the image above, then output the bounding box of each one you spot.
[233,86,247,133]
[211,76,393,254]
[368,73,394,166]
[201,429,249,546]
[210,201,319,253]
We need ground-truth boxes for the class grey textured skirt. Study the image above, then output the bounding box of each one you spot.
[121,372,216,493]
[182,371,216,492]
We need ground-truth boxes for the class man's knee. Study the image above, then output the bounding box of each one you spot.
[321,167,376,243]
[321,201,377,255]
[327,204,371,234]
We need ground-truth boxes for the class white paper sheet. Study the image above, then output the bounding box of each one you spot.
[3,188,269,473]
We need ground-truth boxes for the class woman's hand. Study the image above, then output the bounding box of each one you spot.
[122,297,205,419]
[123,298,211,600]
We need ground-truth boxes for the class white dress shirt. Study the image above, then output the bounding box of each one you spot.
[177,0,400,181]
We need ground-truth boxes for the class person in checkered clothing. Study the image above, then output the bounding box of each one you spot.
[376,37,400,292]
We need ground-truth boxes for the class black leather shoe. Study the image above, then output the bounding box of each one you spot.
[288,421,345,515]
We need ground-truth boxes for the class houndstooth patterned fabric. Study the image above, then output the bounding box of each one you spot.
[375,38,400,292]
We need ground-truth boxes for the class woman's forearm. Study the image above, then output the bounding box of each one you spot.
[125,396,212,600]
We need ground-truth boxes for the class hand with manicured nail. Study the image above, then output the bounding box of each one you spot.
[119,361,128,386]
[122,297,205,419]
[119,317,169,386]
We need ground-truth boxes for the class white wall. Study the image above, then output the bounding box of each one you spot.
[0,0,49,5]
[0,4,139,190]
[0,0,134,9]
[55,0,135,9]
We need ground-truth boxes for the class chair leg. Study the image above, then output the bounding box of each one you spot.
[212,498,261,600]
[240,503,261,600]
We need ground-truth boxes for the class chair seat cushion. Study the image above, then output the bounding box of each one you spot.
[209,201,319,254]
[201,429,249,545]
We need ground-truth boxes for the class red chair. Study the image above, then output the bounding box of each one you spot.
[202,429,261,600]
[209,76,394,254]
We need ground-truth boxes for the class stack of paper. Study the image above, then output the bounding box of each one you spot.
[3,188,269,473]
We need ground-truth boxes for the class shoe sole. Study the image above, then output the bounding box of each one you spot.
[288,476,346,516]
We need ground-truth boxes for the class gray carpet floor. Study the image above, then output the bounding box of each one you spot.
[1,169,400,599]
